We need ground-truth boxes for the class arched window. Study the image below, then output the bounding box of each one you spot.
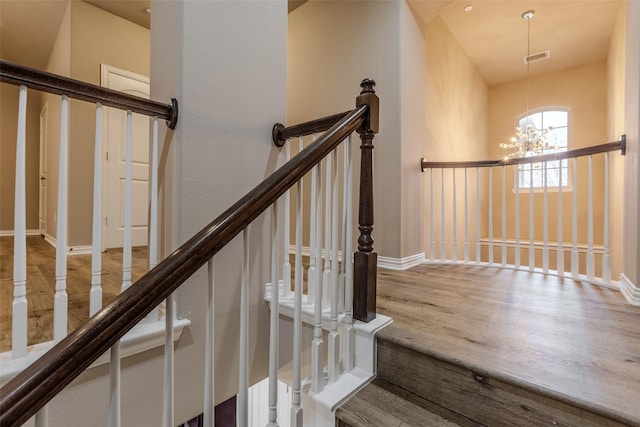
[517,108,569,189]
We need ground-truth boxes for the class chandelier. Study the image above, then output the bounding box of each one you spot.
[500,10,555,161]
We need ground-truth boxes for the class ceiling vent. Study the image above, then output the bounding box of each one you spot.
[523,50,551,64]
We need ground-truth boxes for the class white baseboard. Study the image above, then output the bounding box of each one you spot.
[67,245,93,255]
[620,274,640,306]
[288,245,426,271]
[9,232,92,256]
[0,229,41,237]
[43,233,56,247]
[377,253,426,270]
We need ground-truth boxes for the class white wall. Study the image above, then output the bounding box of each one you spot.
[151,0,288,424]
[623,0,640,286]
[33,1,288,425]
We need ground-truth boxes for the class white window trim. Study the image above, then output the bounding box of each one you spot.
[513,107,571,191]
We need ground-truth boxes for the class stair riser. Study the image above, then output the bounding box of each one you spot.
[377,340,634,427]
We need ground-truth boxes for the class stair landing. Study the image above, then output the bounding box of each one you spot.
[337,264,640,426]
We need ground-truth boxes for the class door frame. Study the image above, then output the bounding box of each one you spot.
[39,103,48,236]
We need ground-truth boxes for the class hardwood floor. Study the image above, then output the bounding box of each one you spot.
[376,263,640,424]
[0,236,149,353]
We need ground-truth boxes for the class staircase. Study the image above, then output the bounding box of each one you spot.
[338,323,638,426]
[335,265,640,427]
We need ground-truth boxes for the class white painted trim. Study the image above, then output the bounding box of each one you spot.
[67,245,93,256]
[43,232,56,248]
[479,237,604,254]
[377,253,426,270]
[620,274,640,306]
[0,318,190,386]
[288,245,426,271]
[0,229,41,237]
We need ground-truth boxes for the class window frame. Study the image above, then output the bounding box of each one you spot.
[513,107,573,192]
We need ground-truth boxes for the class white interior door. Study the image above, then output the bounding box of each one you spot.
[101,64,150,249]
[39,104,48,236]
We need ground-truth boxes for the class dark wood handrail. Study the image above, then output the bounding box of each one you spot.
[0,104,369,426]
[272,110,353,147]
[420,136,626,171]
[0,59,178,129]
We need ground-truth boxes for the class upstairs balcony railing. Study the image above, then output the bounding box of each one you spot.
[420,137,626,288]
[0,63,380,427]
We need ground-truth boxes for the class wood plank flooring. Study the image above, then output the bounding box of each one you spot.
[376,263,640,424]
[0,236,148,353]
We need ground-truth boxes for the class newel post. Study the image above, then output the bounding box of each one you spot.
[353,79,379,322]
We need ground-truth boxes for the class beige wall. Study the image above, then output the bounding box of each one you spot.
[488,62,609,274]
[36,1,148,246]
[399,1,427,258]
[68,1,150,246]
[288,0,403,259]
[422,15,489,261]
[287,0,429,260]
[42,1,71,241]
[607,2,626,281]
[0,85,41,231]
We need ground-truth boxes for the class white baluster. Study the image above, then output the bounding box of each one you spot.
[121,110,133,291]
[501,166,506,266]
[529,166,534,271]
[603,153,611,284]
[311,162,324,394]
[267,203,280,427]
[571,158,579,278]
[343,136,354,372]
[464,168,469,263]
[107,342,121,427]
[329,148,340,384]
[90,103,103,316]
[429,168,435,261]
[515,167,521,268]
[441,168,446,261]
[557,160,564,277]
[587,155,595,280]
[162,293,174,427]
[292,173,303,425]
[476,168,481,263]
[148,117,160,322]
[316,159,323,300]
[238,229,249,427]
[204,258,215,427]
[54,95,69,342]
[308,162,318,304]
[322,155,332,308]
[452,168,458,262]
[307,134,316,301]
[282,140,292,297]
[12,85,28,359]
[488,167,493,265]
[295,136,304,301]
[543,162,549,273]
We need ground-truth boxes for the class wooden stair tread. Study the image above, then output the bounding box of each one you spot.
[335,379,464,427]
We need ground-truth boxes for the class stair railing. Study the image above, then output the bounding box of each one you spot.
[267,81,379,425]
[0,77,379,427]
[0,59,181,418]
[420,137,626,288]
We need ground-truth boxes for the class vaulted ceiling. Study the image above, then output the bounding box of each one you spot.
[0,0,621,87]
